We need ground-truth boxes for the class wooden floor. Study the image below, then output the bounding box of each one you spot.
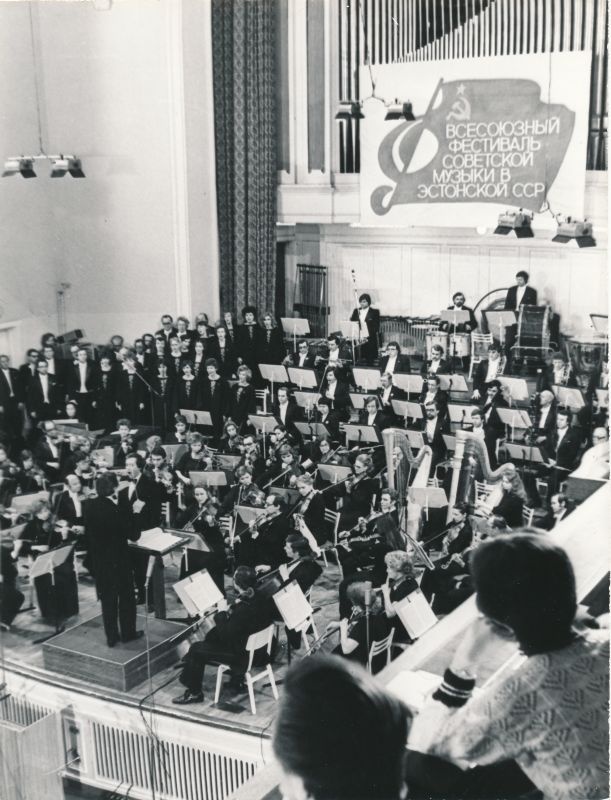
[2,553,344,737]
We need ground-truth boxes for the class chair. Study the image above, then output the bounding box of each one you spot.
[293,614,320,651]
[214,624,279,715]
[469,332,493,379]
[320,508,341,568]
[474,480,493,503]
[522,506,535,527]
[368,628,395,672]
[255,388,270,412]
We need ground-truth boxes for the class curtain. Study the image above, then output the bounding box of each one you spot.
[212,0,277,317]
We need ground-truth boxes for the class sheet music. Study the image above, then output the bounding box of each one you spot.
[394,589,437,639]
[273,580,312,630]
[137,528,183,553]
[183,570,223,613]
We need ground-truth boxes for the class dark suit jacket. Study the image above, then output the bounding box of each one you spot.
[285,558,323,594]
[26,374,62,418]
[115,370,148,423]
[420,358,451,377]
[482,396,509,435]
[376,384,407,416]
[504,285,538,310]
[441,304,478,332]
[536,365,578,392]
[82,496,140,593]
[273,400,303,435]
[357,409,389,431]
[319,380,351,421]
[65,361,99,397]
[286,351,317,370]
[298,490,327,545]
[472,359,505,396]
[0,367,22,405]
[378,354,411,375]
[350,307,381,347]
[118,473,165,531]
[208,594,272,662]
[256,328,286,365]
[420,417,448,466]
[554,427,583,471]
[491,491,524,528]
[19,362,38,389]
[56,491,85,525]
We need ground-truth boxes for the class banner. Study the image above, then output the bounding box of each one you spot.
[360,51,591,228]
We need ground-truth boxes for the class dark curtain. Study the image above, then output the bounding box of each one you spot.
[212,0,277,316]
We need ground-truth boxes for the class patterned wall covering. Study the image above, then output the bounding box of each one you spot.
[212,0,277,315]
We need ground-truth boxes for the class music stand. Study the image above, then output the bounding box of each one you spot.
[393,374,423,395]
[349,393,367,409]
[504,443,545,464]
[273,579,314,663]
[269,486,300,506]
[438,374,469,393]
[553,386,585,409]
[180,409,213,427]
[31,544,75,643]
[439,309,470,327]
[485,311,516,345]
[497,408,532,441]
[343,425,381,446]
[442,434,457,452]
[190,471,227,490]
[92,446,115,467]
[405,430,425,450]
[338,320,360,341]
[294,421,329,439]
[447,404,478,425]
[393,589,437,639]
[131,527,188,618]
[173,568,224,620]
[590,314,608,334]
[259,364,290,399]
[317,464,352,483]
[292,392,319,416]
[595,389,609,408]
[287,367,318,390]
[281,317,311,352]
[214,454,242,471]
[405,402,424,421]
[499,377,530,402]
[352,368,382,391]
[9,491,50,516]
[237,505,266,524]
[408,486,447,520]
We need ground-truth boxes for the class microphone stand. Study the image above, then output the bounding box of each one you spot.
[132,368,163,430]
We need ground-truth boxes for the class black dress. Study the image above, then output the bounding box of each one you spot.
[177,503,226,594]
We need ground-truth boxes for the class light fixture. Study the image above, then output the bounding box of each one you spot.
[335,101,365,121]
[2,157,36,178]
[384,101,415,121]
[50,156,85,178]
[493,209,534,238]
[552,216,596,247]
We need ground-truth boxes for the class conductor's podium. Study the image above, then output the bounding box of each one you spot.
[42,613,189,691]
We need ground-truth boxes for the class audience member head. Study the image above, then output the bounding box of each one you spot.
[472,532,577,654]
[273,655,410,800]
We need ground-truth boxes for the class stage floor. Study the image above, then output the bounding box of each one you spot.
[2,553,343,737]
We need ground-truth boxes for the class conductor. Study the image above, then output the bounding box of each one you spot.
[82,472,143,647]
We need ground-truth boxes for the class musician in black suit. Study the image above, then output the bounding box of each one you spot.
[82,472,141,647]
[256,312,286,365]
[420,344,451,378]
[358,396,389,432]
[482,380,509,469]
[547,409,583,489]
[421,403,448,469]
[19,348,40,389]
[115,355,147,425]
[532,390,557,451]
[176,485,226,593]
[92,355,118,433]
[0,540,24,629]
[419,375,449,419]
[315,335,353,383]
[163,338,186,417]
[236,495,288,572]
[471,344,505,400]
[173,566,274,704]
[376,372,407,427]
[283,340,316,370]
[439,292,478,333]
[281,534,323,594]
[155,314,178,354]
[227,365,257,430]
[319,367,351,424]
[235,306,261,371]
[350,293,381,366]
[294,473,327,546]
[0,354,24,442]
[378,342,411,376]
[536,353,579,392]
[504,270,538,310]
[33,421,67,481]
[65,347,99,425]
[26,359,62,421]
[273,386,302,438]
[311,398,340,442]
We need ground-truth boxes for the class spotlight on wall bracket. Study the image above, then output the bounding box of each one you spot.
[335,101,364,121]
[50,156,85,178]
[552,216,596,248]
[493,208,534,238]
[2,157,36,178]
[384,101,415,121]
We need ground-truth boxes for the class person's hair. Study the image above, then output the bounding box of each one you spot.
[146,434,162,450]
[557,407,571,421]
[285,534,312,557]
[117,418,131,429]
[386,340,401,352]
[30,499,51,516]
[453,501,468,515]
[237,365,252,381]
[355,453,373,472]
[223,418,239,435]
[487,379,501,390]
[515,270,529,282]
[273,656,410,800]
[380,487,397,503]
[26,348,39,358]
[176,315,190,327]
[346,581,380,611]
[233,566,257,595]
[552,492,568,507]
[471,408,483,418]
[187,432,203,445]
[297,472,314,486]
[431,344,444,356]
[96,472,118,498]
[37,358,48,367]
[161,314,174,323]
[424,402,438,414]
[235,465,253,479]
[241,305,257,318]
[20,449,33,463]
[426,373,440,384]
[472,532,577,654]
[385,550,415,578]
[125,452,145,470]
[358,293,372,305]
[364,395,378,407]
[150,446,166,459]
[261,311,275,325]
[502,470,527,501]
[317,397,330,407]
[181,360,194,371]
[204,357,218,369]
[297,339,309,349]
[278,443,295,459]
[487,343,500,353]
[274,423,287,435]
[174,414,187,426]
[327,334,339,345]
[41,332,56,348]
[452,291,465,301]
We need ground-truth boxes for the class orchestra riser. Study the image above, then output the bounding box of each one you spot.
[42,613,189,692]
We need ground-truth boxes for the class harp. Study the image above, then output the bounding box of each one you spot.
[383,428,433,544]
[447,431,515,520]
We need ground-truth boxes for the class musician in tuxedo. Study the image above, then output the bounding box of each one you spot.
[175,316,195,356]
[19,348,40,389]
[504,270,538,310]
[56,473,87,529]
[199,358,228,443]
[311,397,340,442]
[208,324,238,379]
[0,354,24,442]
[26,358,62,421]
[83,472,142,647]
[41,345,65,393]
[133,338,159,382]
[532,390,557,450]
[419,374,449,419]
[115,354,148,425]
[421,503,474,614]
[256,312,286,365]
[547,409,583,490]
[439,292,478,333]
[378,341,411,376]
[237,494,288,572]
[376,372,407,427]
[421,403,448,469]
[65,347,99,425]
[0,539,24,630]
[281,534,323,595]
[294,473,327,546]
[273,386,302,438]
[541,492,572,531]
[482,380,509,469]
[227,365,257,430]
[235,305,261,371]
[536,353,578,393]
[315,335,353,382]
[92,355,118,433]
[471,344,505,400]
[173,566,274,705]
[319,366,351,424]
[350,293,381,366]
[358,395,389,432]
[420,344,451,378]
[155,314,178,353]
[33,420,67,481]
[284,339,316,370]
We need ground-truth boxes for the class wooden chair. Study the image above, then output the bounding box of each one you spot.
[213,624,279,715]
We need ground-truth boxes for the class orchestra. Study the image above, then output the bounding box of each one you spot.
[0,291,606,705]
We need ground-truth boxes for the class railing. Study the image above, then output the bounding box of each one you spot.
[337,0,608,172]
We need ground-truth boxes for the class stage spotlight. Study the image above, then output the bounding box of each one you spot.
[2,157,36,178]
[335,101,364,121]
[384,101,415,121]
[493,209,534,238]
[50,156,85,178]
[552,217,596,248]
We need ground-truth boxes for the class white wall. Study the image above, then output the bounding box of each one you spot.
[0,0,219,359]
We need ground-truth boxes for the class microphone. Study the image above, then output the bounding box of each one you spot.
[145,555,156,586]
[364,580,372,609]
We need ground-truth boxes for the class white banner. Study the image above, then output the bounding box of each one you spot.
[360,51,591,228]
